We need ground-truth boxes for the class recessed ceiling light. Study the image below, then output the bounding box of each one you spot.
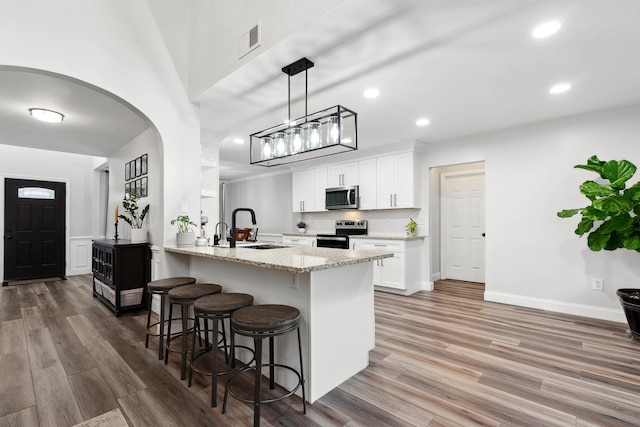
[363,88,380,99]
[233,138,245,144]
[416,118,430,126]
[29,108,64,123]
[532,21,561,38]
[549,83,571,94]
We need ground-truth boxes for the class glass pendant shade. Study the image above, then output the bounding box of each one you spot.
[261,137,273,160]
[290,127,303,154]
[306,121,321,149]
[326,116,340,145]
[274,132,287,157]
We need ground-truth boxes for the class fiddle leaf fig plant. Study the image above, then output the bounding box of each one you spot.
[557,155,640,252]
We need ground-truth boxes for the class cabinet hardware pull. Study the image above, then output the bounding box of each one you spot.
[389,194,393,207]
[394,194,397,207]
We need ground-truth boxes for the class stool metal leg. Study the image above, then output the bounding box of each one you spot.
[164,301,173,365]
[188,313,200,387]
[253,336,263,427]
[180,304,188,380]
[269,336,275,390]
[158,294,167,360]
[211,316,219,407]
[222,326,235,414]
[145,292,152,349]
[297,328,307,414]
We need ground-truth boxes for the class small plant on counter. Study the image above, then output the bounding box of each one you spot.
[405,218,418,237]
[119,194,149,229]
[171,215,197,233]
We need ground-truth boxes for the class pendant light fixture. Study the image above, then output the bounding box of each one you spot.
[250,57,357,166]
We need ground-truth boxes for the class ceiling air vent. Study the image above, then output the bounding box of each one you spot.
[238,23,261,59]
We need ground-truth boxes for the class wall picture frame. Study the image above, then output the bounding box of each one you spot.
[135,157,142,177]
[141,154,148,175]
[125,182,131,199]
[135,179,141,198]
[125,162,131,181]
[141,176,148,198]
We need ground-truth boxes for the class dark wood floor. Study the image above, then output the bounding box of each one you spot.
[1,276,639,426]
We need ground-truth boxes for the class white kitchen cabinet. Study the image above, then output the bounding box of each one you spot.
[327,161,358,187]
[292,167,327,212]
[353,238,422,295]
[282,235,316,247]
[358,158,377,210]
[376,152,417,209]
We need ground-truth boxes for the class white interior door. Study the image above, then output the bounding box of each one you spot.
[442,171,485,283]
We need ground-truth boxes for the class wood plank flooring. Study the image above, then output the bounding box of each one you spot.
[0,276,638,426]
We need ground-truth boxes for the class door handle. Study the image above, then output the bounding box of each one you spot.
[482,233,486,237]
[4,235,11,239]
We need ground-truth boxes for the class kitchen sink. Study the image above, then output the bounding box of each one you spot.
[244,244,288,250]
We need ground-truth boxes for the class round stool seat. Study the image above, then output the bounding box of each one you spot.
[168,283,222,303]
[232,304,300,333]
[148,277,196,293]
[194,293,254,315]
[145,276,196,360]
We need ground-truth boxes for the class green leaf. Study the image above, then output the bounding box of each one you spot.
[581,206,609,221]
[604,231,623,250]
[579,181,615,198]
[592,195,633,213]
[623,234,640,250]
[611,213,633,230]
[575,217,594,236]
[574,155,605,177]
[597,219,614,234]
[557,209,580,218]
[587,230,609,251]
[602,159,636,189]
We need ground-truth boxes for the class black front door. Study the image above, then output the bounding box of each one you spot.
[3,178,66,284]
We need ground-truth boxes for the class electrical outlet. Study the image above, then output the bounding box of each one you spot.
[592,278,604,291]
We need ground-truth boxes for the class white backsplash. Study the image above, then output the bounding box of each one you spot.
[298,208,427,236]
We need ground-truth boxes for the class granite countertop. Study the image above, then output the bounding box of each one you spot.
[164,245,393,273]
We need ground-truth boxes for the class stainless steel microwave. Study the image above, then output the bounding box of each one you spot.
[325,185,359,210]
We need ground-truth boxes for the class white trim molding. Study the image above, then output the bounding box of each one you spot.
[485,291,626,323]
[68,236,93,276]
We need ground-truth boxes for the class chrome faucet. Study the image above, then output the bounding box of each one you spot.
[230,208,256,248]
[213,221,228,246]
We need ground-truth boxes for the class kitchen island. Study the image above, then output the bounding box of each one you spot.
[164,244,392,403]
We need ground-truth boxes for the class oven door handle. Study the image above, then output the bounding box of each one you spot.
[317,236,348,242]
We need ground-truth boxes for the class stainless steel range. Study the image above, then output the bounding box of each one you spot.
[316,220,368,249]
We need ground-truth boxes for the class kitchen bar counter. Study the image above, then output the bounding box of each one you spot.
[164,244,390,273]
[165,244,392,403]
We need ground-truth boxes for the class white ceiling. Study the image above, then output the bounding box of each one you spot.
[1,0,639,180]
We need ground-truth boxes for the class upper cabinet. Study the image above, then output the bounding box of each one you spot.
[292,149,419,212]
[327,161,359,187]
[376,152,418,209]
[292,167,327,212]
[358,158,377,210]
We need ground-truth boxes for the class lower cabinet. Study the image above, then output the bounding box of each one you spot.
[92,239,151,316]
[282,235,316,247]
[352,238,422,295]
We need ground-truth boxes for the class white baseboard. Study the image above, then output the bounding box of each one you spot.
[422,280,434,291]
[484,291,626,323]
[431,272,441,282]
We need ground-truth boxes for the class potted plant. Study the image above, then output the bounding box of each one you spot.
[171,215,197,247]
[118,194,149,243]
[297,220,307,233]
[405,218,418,237]
[557,155,640,341]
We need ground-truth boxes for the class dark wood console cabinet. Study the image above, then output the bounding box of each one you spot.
[92,239,150,316]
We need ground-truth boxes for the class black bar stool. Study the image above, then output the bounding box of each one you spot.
[165,283,222,380]
[222,304,306,427]
[145,277,196,360]
[190,292,255,407]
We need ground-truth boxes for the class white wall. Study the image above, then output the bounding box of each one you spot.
[224,171,293,234]
[0,144,103,278]
[424,104,640,322]
[1,0,202,279]
[109,129,161,244]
